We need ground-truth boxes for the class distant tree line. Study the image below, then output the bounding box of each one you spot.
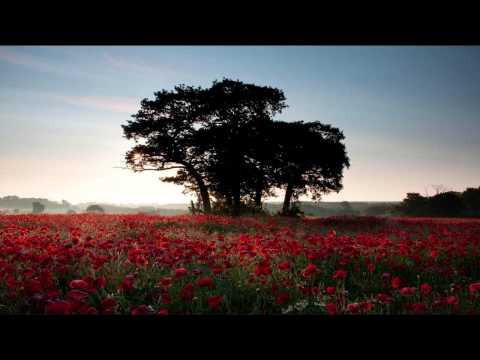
[395,187,480,217]
[0,196,188,215]
[122,78,350,216]
[0,196,71,211]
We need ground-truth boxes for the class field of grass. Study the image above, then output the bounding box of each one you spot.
[0,214,479,314]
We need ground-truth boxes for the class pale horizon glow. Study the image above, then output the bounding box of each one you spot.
[1,46,480,205]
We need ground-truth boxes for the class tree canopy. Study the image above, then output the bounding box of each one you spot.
[122,78,349,216]
[396,187,480,217]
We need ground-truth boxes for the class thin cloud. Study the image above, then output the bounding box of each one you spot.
[53,94,140,114]
[0,47,56,73]
[103,51,180,77]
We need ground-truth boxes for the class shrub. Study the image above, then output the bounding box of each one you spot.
[86,205,105,213]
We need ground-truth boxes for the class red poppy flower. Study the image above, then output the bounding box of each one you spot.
[278,261,290,271]
[158,308,169,315]
[332,270,347,280]
[468,282,480,295]
[197,276,215,289]
[120,275,135,293]
[67,289,89,302]
[359,301,374,312]
[83,306,98,315]
[391,276,401,289]
[212,267,223,275]
[157,276,172,288]
[180,283,194,302]
[69,279,89,291]
[399,287,416,296]
[411,303,427,314]
[45,300,72,315]
[94,276,106,289]
[101,297,117,309]
[326,286,336,295]
[131,304,154,315]
[255,260,272,277]
[447,296,459,305]
[175,267,188,278]
[207,295,224,310]
[162,292,171,305]
[302,263,318,278]
[420,283,432,295]
[377,293,393,304]
[326,303,337,315]
[347,303,360,314]
[275,292,290,306]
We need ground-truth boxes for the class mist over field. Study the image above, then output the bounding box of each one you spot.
[0,195,400,216]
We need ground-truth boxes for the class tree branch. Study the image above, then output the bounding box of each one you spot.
[113,166,185,171]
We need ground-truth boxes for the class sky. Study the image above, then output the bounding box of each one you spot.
[1,46,480,205]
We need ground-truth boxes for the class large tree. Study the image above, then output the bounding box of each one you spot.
[270,121,350,213]
[122,79,349,216]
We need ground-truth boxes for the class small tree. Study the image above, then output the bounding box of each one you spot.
[271,121,350,214]
[86,204,105,213]
[396,193,429,216]
[32,202,45,214]
[462,187,480,217]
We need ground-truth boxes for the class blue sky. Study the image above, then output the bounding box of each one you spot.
[1,46,479,204]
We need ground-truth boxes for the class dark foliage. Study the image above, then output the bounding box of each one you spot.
[32,201,45,214]
[86,204,105,213]
[269,121,350,213]
[396,187,480,217]
[122,79,349,216]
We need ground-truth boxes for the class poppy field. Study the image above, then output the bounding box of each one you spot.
[1,214,480,315]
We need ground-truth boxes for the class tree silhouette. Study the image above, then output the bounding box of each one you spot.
[123,79,350,216]
[270,121,350,214]
[462,187,480,217]
[32,201,45,214]
[86,204,105,213]
[429,191,463,217]
[397,189,474,217]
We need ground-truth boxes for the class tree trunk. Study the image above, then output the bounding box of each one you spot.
[282,183,294,213]
[184,164,211,213]
[254,190,262,207]
[232,187,241,215]
[197,181,211,213]
[254,177,263,207]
